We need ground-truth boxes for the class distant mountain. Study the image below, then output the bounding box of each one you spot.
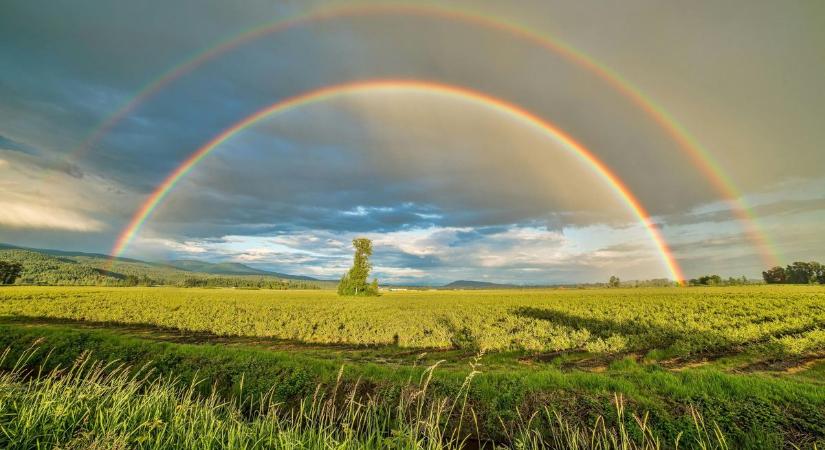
[0,243,324,287]
[168,260,318,281]
[441,280,517,289]
[169,260,270,275]
[0,243,151,265]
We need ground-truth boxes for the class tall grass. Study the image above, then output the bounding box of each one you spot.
[0,348,735,449]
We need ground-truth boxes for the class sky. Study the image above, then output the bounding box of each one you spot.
[1,0,823,284]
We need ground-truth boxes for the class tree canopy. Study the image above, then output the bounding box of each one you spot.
[0,261,22,285]
[763,261,825,284]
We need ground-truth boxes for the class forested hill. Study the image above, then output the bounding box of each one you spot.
[0,244,327,289]
[441,280,518,289]
[168,260,318,280]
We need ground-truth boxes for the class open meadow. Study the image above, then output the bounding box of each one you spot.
[0,285,823,448]
[2,285,825,356]
[5,1,824,448]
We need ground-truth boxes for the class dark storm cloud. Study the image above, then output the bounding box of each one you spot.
[0,136,84,178]
[1,0,718,215]
[0,135,40,156]
[0,0,324,190]
[151,200,446,239]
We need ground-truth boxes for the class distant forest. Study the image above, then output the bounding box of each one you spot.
[0,249,325,289]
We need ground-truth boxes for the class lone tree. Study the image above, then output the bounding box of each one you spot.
[338,238,379,296]
[0,261,22,285]
[608,275,620,288]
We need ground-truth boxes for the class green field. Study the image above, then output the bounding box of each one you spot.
[1,285,824,448]
[2,285,824,355]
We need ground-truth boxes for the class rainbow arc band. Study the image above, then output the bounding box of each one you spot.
[65,3,779,268]
[110,80,686,283]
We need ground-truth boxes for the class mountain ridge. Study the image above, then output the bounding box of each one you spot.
[441,279,517,289]
[167,259,318,280]
[0,243,321,283]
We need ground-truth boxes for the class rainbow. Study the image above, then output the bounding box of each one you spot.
[69,3,779,267]
[110,80,686,282]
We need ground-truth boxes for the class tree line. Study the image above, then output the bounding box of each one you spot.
[763,261,825,284]
[607,275,752,287]
[687,275,753,286]
[179,276,320,289]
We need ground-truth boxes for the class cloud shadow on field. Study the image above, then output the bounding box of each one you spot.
[0,315,403,352]
[514,306,726,356]
[515,306,825,360]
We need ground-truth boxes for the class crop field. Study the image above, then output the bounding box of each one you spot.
[1,285,824,448]
[1,285,824,357]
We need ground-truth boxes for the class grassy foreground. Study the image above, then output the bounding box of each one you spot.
[0,320,823,448]
[0,347,732,450]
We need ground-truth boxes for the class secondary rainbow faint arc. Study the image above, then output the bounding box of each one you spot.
[67,2,778,267]
[110,80,686,282]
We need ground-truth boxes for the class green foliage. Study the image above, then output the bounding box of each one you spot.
[0,285,821,447]
[786,261,824,284]
[763,266,787,284]
[608,275,620,288]
[631,278,680,287]
[687,274,755,286]
[0,260,22,284]
[0,344,747,450]
[0,323,822,448]
[689,274,723,286]
[0,249,321,289]
[338,238,379,296]
[2,286,825,359]
[0,250,109,285]
[179,276,315,289]
[763,261,825,284]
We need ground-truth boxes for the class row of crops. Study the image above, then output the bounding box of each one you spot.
[0,285,823,356]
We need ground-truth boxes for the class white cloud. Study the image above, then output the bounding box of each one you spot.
[0,151,124,232]
[0,200,102,231]
[135,237,209,254]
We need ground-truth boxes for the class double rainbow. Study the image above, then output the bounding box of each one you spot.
[92,3,777,279]
[110,80,685,282]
